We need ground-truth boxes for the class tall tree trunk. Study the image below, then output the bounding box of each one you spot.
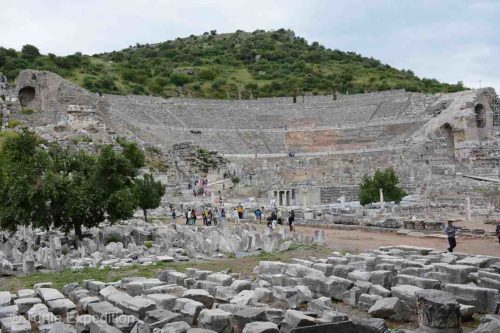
[143,209,148,222]
[75,223,83,240]
[74,222,83,249]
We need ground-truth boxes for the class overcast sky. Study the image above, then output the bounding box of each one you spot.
[1,0,499,91]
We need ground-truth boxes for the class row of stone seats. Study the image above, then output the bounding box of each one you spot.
[105,90,432,133]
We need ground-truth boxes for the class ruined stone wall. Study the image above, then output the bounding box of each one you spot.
[5,70,112,144]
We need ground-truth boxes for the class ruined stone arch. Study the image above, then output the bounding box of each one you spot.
[438,123,455,158]
[474,103,486,128]
[18,86,35,107]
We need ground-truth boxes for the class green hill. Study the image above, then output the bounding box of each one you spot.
[0,29,465,99]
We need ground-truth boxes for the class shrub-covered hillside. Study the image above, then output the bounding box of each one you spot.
[0,29,465,98]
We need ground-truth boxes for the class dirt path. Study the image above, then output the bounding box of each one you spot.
[168,217,499,256]
[295,225,500,256]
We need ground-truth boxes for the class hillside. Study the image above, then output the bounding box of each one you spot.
[0,29,465,99]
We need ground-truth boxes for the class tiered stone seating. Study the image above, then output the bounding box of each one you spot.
[105,89,433,154]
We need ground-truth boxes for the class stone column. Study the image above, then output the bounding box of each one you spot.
[340,196,346,209]
[379,188,384,209]
[416,290,461,333]
[465,197,471,223]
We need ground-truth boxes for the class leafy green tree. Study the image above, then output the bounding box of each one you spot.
[359,168,406,205]
[0,129,49,231]
[133,174,165,222]
[21,44,40,59]
[0,130,147,240]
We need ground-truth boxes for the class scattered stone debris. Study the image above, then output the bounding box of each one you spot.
[0,220,305,276]
[1,245,499,332]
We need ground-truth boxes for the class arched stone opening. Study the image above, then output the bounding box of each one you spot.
[438,123,455,158]
[18,86,35,107]
[475,103,486,128]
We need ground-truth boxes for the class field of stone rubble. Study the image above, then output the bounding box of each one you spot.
[1,243,500,332]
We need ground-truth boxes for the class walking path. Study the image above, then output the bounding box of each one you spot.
[295,225,499,256]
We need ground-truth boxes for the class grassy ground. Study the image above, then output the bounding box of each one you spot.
[0,244,330,292]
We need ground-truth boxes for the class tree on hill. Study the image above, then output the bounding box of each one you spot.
[0,129,160,242]
[359,168,406,206]
[21,44,40,59]
[133,173,165,222]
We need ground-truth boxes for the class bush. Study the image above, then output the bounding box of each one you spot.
[7,119,20,128]
[21,107,34,115]
[199,68,217,81]
[105,234,121,244]
[169,72,192,86]
[144,240,153,248]
[359,168,406,205]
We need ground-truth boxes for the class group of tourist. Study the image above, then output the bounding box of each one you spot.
[183,207,226,226]
[188,177,212,198]
[264,208,296,232]
[171,204,296,232]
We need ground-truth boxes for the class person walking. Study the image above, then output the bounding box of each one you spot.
[271,210,277,229]
[445,220,458,252]
[496,221,500,244]
[171,208,177,224]
[185,210,190,224]
[214,208,220,226]
[191,209,197,225]
[220,208,226,227]
[277,209,283,225]
[237,205,244,219]
[254,207,262,222]
[203,208,208,226]
[232,208,240,224]
[288,210,296,232]
[208,209,213,226]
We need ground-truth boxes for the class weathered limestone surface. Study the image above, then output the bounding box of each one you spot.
[416,289,461,332]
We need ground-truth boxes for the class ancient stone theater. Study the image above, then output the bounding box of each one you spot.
[3,69,500,207]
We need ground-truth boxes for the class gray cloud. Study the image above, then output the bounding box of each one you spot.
[0,0,498,91]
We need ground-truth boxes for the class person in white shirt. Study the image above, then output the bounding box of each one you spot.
[232,208,240,224]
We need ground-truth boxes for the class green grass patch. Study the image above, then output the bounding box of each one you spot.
[6,119,21,129]
[21,107,35,115]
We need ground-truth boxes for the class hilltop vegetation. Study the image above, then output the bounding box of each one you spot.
[0,29,465,99]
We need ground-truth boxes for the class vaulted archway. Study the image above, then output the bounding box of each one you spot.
[18,86,35,107]
[438,123,455,158]
[475,103,486,128]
